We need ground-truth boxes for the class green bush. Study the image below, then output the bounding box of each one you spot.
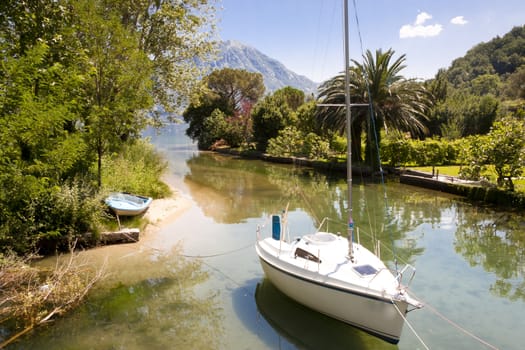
[303,133,330,160]
[381,136,461,167]
[266,126,303,157]
[101,139,171,198]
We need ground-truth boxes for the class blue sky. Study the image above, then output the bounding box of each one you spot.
[217,0,525,83]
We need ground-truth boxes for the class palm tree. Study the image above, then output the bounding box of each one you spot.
[317,49,431,169]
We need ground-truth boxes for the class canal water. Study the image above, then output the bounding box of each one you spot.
[10,124,525,349]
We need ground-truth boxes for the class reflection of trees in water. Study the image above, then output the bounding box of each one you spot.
[19,246,223,350]
[455,208,525,301]
[185,152,525,293]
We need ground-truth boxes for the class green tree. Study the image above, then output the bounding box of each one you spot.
[110,0,218,116]
[317,49,431,168]
[0,0,218,253]
[486,115,525,190]
[432,89,498,139]
[74,0,154,187]
[251,87,300,151]
[183,68,265,149]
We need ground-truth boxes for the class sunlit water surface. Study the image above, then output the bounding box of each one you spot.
[9,124,525,349]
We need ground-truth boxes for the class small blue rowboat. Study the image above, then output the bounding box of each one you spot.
[105,192,152,216]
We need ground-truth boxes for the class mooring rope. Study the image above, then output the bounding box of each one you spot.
[418,297,500,350]
[391,300,431,350]
[180,242,254,259]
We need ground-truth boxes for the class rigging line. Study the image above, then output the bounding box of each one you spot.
[311,0,339,83]
[351,0,399,271]
[391,300,431,350]
[322,217,413,268]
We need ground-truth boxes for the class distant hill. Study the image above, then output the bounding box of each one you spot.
[206,40,319,95]
[446,25,525,88]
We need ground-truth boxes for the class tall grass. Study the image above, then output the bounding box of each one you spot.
[101,140,171,198]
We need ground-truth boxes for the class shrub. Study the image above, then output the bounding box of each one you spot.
[303,133,330,160]
[266,126,303,157]
[101,140,170,198]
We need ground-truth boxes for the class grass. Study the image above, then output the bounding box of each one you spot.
[409,165,525,193]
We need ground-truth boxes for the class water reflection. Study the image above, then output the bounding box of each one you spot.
[12,246,223,350]
[184,153,431,266]
[455,208,525,301]
[185,151,525,307]
[253,278,394,350]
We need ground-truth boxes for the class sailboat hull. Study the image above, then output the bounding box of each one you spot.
[256,235,413,344]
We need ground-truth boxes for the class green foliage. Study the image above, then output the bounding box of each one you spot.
[486,115,525,190]
[458,114,525,190]
[503,66,525,99]
[266,126,304,157]
[266,127,330,160]
[183,68,264,149]
[295,100,319,135]
[317,49,431,168]
[272,86,305,111]
[381,135,461,167]
[0,0,216,254]
[0,175,104,255]
[380,131,411,167]
[429,89,499,139]
[458,135,491,181]
[303,133,330,160]
[101,140,170,199]
[447,25,525,89]
[205,67,265,114]
[330,134,347,154]
[251,88,299,151]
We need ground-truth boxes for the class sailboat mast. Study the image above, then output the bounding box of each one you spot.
[343,0,354,260]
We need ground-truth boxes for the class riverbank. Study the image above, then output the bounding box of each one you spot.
[136,189,194,245]
[213,146,525,210]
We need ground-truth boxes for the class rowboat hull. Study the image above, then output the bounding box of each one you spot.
[105,193,152,216]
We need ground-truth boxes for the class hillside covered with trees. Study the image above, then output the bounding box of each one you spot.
[184,25,525,194]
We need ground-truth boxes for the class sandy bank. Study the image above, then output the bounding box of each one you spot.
[140,191,193,239]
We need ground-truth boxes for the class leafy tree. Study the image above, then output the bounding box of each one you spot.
[183,68,264,149]
[0,41,94,253]
[458,135,490,181]
[273,86,305,111]
[0,0,218,254]
[503,66,525,100]
[74,0,154,187]
[459,113,525,190]
[470,74,501,96]
[431,89,498,139]
[486,115,525,190]
[295,100,319,135]
[266,126,304,157]
[111,0,218,116]
[206,68,265,114]
[251,88,300,151]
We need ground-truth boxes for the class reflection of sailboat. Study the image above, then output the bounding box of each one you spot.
[255,0,422,344]
[255,279,392,349]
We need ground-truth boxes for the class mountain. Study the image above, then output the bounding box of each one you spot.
[207,40,319,95]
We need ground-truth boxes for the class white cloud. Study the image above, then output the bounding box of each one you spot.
[415,12,432,25]
[450,16,468,25]
[400,12,443,38]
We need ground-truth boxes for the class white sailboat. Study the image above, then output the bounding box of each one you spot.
[255,0,422,344]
